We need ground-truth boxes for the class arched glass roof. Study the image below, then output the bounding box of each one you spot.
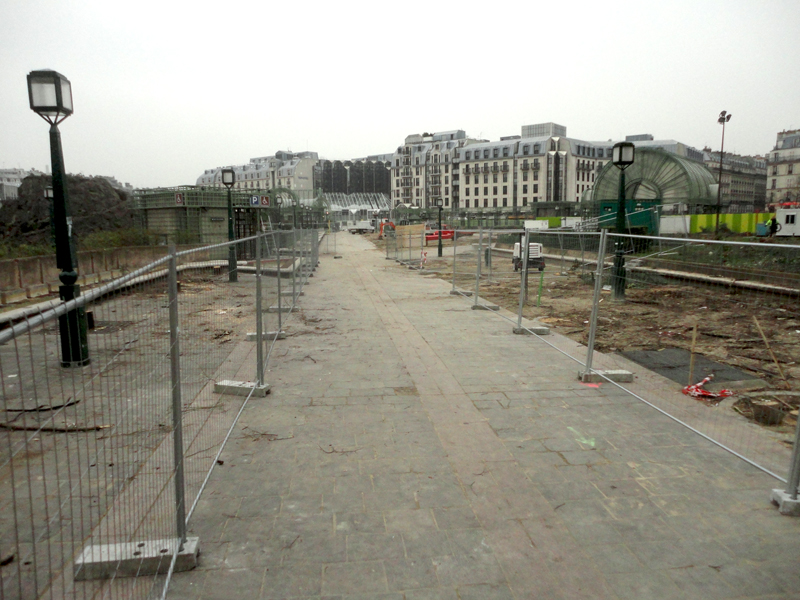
[591,149,717,204]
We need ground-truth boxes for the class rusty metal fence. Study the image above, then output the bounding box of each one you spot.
[0,228,322,599]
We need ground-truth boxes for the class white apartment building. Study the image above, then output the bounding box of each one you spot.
[457,123,612,211]
[196,151,319,201]
[390,130,475,209]
[767,129,800,204]
[454,125,709,213]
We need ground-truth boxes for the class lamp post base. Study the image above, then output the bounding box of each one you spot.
[58,283,90,368]
[613,245,626,301]
[228,247,238,282]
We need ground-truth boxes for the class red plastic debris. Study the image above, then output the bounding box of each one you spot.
[682,374,733,400]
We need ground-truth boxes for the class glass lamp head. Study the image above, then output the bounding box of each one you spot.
[612,142,635,169]
[27,70,73,124]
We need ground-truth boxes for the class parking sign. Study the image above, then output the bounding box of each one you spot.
[250,196,259,207]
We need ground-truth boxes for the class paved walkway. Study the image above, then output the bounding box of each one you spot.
[168,232,800,600]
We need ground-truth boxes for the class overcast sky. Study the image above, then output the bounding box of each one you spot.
[2,0,798,189]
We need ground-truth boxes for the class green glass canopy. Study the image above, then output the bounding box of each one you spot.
[590,148,717,205]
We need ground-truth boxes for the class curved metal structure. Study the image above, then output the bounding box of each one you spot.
[590,148,717,205]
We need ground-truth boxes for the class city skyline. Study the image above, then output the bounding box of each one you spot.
[1,0,798,189]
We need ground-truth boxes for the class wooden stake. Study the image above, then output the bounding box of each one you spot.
[753,315,790,389]
[688,323,698,386]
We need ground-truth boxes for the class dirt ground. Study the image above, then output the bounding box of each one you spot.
[374,232,800,434]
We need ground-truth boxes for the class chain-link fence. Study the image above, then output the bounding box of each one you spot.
[0,228,321,599]
[391,227,800,512]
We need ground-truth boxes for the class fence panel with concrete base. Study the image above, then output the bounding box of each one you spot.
[0,228,321,599]
[403,226,800,514]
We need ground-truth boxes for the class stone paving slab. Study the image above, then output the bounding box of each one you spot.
[168,233,800,600]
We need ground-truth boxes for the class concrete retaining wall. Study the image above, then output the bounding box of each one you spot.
[0,246,204,306]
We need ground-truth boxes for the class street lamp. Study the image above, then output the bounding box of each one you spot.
[434,198,444,257]
[221,168,237,282]
[715,110,732,237]
[611,142,635,300]
[27,69,89,367]
[275,196,283,227]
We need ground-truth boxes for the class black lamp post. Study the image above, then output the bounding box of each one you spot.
[221,168,237,282]
[714,110,731,237]
[44,186,56,245]
[27,70,89,367]
[434,198,444,257]
[292,199,298,229]
[611,142,635,300]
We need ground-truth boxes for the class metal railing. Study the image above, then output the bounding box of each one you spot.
[0,228,323,599]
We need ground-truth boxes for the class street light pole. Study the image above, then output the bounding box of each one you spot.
[27,70,89,367]
[715,110,732,237]
[221,168,237,282]
[611,142,635,301]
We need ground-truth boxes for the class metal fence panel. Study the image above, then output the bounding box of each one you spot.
[0,228,321,598]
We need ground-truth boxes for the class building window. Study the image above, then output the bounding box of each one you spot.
[503,174,508,182]
[484,175,488,183]
[465,175,470,184]
[484,150,490,158]
[503,148,509,157]
[523,172,529,182]
[523,184,528,194]
[493,199,498,207]
[523,145,529,155]
[445,176,449,184]
[415,157,420,165]
[484,187,489,195]
[492,186,497,195]
[484,199,488,207]
[475,187,479,196]
[786,213,796,224]
[465,199,470,208]
[502,185,507,194]
[772,179,777,189]
[445,187,449,195]
[493,174,498,183]
[502,198,507,207]
[465,187,470,196]
[773,166,778,175]
[522,197,527,206]
[789,164,794,174]
[466,151,471,159]
[533,184,538,193]
[493,148,499,158]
